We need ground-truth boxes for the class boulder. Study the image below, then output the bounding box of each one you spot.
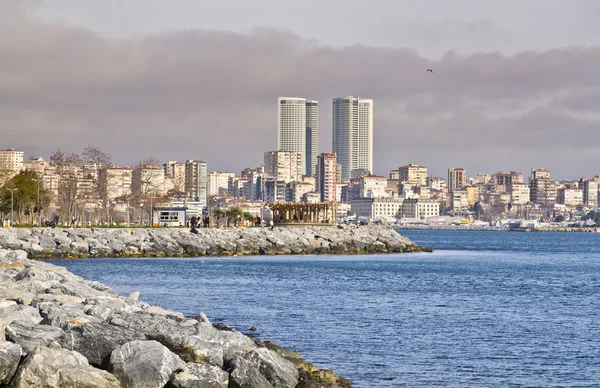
[229,348,298,388]
[0,341,22,385]
[10,345,120,388]
[109,340,186,387]
[60,322,146,367]
[170,363,230,388]
[0,304,42,326]
[6,319,64,354]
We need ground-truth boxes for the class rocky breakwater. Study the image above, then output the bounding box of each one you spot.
[0,226,427,259]
[0,248,353,387]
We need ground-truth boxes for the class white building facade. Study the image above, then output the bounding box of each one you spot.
[332,96,373,181]
[278,97,319,177]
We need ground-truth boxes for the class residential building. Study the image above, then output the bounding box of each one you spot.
[332,96,373,180]
[399,198,440,219]
[427,176,446,191]
[510,183,530,205]
[132,166,173,197]
[465,186,480,207]
[23,157,49,174]
[98,167,132,201]
[529,168,556,205]
[207,171,235,196]
[0,149,24,171]
[389,170,399,181]
[184,160,208,208]
[351,197,404,220]
[579,179,598,209]
[491,171,524,193]
[163,161,185,193]
[289,181,314,203]
[450,190,469,213]
[398,164,427,186]
[264,151,302,184]
[556,188,583,206]
[277,97,318,177]
[316,153,340,203]
[359,175,388,198]
[448,168,467,192]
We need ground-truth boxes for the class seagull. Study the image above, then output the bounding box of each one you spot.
[427,69,434,73]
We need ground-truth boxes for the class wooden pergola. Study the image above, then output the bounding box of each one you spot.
[268,202,337,225]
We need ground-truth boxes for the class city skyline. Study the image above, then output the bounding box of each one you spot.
[1,1,599,180]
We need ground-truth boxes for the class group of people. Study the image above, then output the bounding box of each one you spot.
[189,215,210,234]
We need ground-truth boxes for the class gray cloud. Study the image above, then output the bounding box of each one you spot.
[1,16,599,180]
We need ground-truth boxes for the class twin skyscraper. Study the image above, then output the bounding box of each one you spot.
[277,96,373,181]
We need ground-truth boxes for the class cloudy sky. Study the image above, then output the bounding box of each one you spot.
[2,0,599,179]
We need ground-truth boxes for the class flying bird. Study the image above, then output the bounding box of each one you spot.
[427,69,434,73]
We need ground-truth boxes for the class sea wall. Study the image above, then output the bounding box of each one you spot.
[0,225,428,259]
[0,248,353,387]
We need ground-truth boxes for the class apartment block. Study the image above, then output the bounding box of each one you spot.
[399,199,440,220]
[351,197,404,220]
[0,149,24,171]
[359,175,388,198]
[207,171,235,196]
[448,168,467,192]
[398,164,428,186]
[317,153,340,203]
[556,188,583,206]
[264,150,302,184]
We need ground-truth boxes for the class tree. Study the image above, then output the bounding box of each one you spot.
[472,201,483,219]
[0,171,52,224]
[50,150,84,222]
[82,146,112,169]
[554,215,566,223]
[225,207,243,227]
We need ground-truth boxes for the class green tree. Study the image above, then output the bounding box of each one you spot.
[0,170,52,225]
[226,207,243,227]
[554,215,566,222]
[472,201,483,218]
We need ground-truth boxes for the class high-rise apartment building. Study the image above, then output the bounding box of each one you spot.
[264,151,302,184]
[277,97,319,177]
[317,153,340,203]
[332,96,373,181]
[579,179,598,209]
[529,168,556,205]
[185,160,208,208]
[0,149,24,171]
[448,168,467,192]
[207,171,235,196]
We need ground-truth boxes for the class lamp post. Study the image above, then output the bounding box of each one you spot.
[9,188,18,227]
[140,203,144,226]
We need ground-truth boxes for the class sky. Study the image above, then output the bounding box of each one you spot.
[1,0,599,179]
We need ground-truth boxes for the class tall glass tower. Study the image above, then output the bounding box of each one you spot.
[332,96,373,181]
[277,97,319,177]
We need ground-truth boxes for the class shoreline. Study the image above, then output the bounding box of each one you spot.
[0,226,425,386]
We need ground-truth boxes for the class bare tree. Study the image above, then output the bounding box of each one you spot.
[82,146,112,168]
[50,150,83,223]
